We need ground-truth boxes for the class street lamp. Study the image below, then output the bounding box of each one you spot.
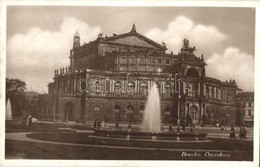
[178,94,181,125]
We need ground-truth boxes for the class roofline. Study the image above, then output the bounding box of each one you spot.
[102,31,166,50]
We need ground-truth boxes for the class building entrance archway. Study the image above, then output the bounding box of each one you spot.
[114,105,121,122]
[127,105,134,123]
[65,102,74,121]
[190,105,198,124]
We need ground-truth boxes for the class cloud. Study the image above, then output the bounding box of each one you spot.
[146,16,254,92]
[146,16,226,57]
[206,47,254,91]
[7,17,101,93]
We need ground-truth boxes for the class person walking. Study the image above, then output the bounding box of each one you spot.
[229,125,236,138]
[177,126,180,132]
[239,125,246,139]
[244,125,247,139]
[97,121,101,129]
[161,124,164,132]
[181,124,185,132]
[169,124,173,132]
[114,123,119,130]
[26,115,32,126]
[128,123,132,130]
[93,120,97,128]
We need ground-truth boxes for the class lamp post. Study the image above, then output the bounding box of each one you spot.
[178,78,186,126]
[127,73,130,93]
[178,94,181,126]
[226,113,230,126]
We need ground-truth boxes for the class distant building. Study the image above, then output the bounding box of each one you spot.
[236,92,254,127]
[38,24,241,125]
[25,91,39,100]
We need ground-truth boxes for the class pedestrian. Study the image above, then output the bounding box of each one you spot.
[191,123,195,132]
[161,124,164,132]
[114,123,119,130]
[32,117,37,123]
[220,125,224,131]
[93,120,97,128]
[97,121,101,129]
[177,126,180,132]
[105,122,110,129]
[169,124,173,132]
[244,125,247,139]
[26,115,32,126]
[128,123,132,130]
[181,124,185,132]
[101,121,105,129]
[239,125,246,139]
[229,125,236,138]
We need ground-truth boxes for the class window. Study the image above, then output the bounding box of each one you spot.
[105,80,110,92]
[129,57,136,64]
[137,57,145,64]
[212,87,215,99]
[165,59,170,64]
[147,58,154,64]
[146,65,154,71]
[157,58,162,64]
[120,57,127,64]
[248,110,251,116]
[129,64,136,71]
[249,102,251,107]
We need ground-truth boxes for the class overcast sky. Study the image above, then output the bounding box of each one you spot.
[6,6,255,93]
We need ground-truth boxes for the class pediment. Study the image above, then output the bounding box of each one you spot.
[104,33,164,49]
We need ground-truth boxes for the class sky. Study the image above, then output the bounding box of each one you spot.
[6,6,255,93]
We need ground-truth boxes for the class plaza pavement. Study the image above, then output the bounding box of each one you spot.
[5,123,253,159]
[36,120,254,140]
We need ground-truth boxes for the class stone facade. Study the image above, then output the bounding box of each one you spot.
[236,92,254,127]
[38,24,240,125]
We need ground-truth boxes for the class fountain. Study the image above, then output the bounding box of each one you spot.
[93,83,208,142]
[6,98,12,120]
[143,84,161,132]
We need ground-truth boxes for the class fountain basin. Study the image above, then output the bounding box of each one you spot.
[94,129,208,142]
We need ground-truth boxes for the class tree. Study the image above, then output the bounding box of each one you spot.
[24,95,38,117]
[6,78,26,98]
[6,78,27,118]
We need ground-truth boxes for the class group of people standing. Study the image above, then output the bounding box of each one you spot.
[93,120,111,129]
[229,125,248,139]
[26,115,37,126]
[161,124,195,133]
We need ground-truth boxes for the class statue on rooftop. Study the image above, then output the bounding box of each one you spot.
[189,46,197,53]
[98,33,103,38]
[180,38,197,54]
[161,42,166,48]
[131,23,136,32]
[201,54,204,61]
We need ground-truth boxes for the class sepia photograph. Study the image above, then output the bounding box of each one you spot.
[1,1,259,167]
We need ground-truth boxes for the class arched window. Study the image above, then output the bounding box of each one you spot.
[139,105,145,112]
[190,105,198,119]
[165,82,171,96]
[114,105,121,110]
[127,80,135,92]
[140,80,148,96]
[186,68,199,78]
[227,92,230,102]
[65,102,75,121]
[114,104,121,122]
[212,87,215,99]
[114,80,122,95]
